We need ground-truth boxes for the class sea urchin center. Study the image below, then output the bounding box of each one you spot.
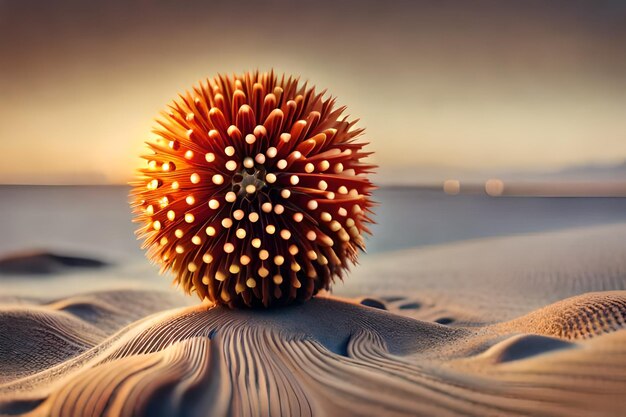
[233,166,267,199]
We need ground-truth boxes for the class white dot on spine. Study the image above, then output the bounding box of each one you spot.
[246,278,257,288]
[224,243,235,253]
[225,192,236,203]
[160,237,168,245]
[306,231,317,241]
[288,245,298,255]
[243,157,254,168]
[175,245,184,254]
[236,228,246,239]
[259,250,269,260]
[186,129,194,139]
[185,213,195,223]
[167,210,176,221]
[266,225,275,234]
[293,212,303,222]
[280,229,291,240]
[273,275,283,284]
[265,173,276,183]
[203,253,213,263]
[274,204,284,214]
[320,212,332,222]
[255,153,266,164]
[290,175,299,185]
[254,125,266,136]
[186,195,195,205]
[262,202,272,213]
[338,207,348,216]
[281,189,291,199]
[206,226,216,236]
[307,250,317,260]
[192,236,202,245]
[162,162,171,171]
[258,267,269,278]
[276,160,287,170]
[266,147,277,158]
[212,174,224,185]
[175,229,184,238]
[185,150,194,160]
[147,179,159,190]
[146,205,154,215]
[338,186,348,194]
[307,200,318,210]
[229,264,240,274]
[205,153,215,162]
[233,210,244,220]
[319,160,330,171]
[346,218,355,227]
[245,134,256,144]
[226,160,237,171]
[318,180,328,191]
[240,255,250,265]
[251,238,261,248]
[274,256,284,265]
[190,173,200,184]
[225,146,235,156]
[249,212,259,222]
[334,163,344,173]
[208,199,220,209]
[222,218,233,228]
[152,220,161,230]
[245,184,256,194]
[188,262,197,272]
[172,181,179,190]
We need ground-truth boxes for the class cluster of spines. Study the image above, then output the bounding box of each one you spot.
[131,71,375,308]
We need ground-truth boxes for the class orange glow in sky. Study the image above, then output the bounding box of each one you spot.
[1,1,625,184]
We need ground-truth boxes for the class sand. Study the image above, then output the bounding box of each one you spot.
[1,224,626,416]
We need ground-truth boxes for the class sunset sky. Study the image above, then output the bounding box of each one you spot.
[1,0,625,184]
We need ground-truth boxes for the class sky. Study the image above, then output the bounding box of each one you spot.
[1,0,625,184]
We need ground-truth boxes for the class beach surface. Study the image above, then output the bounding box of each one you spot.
[1,222,626,416]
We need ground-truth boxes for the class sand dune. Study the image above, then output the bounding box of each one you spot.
[0,251,108,275]
[346,223,626,323]
[1,224,626,416]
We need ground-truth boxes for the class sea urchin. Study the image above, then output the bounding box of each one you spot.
[131,71,375,308]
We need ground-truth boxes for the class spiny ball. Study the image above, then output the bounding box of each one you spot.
[131,71,375,308]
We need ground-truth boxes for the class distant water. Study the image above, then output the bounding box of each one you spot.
[1,185,626,262]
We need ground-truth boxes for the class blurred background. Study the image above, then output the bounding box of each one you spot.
[1,0,625,263]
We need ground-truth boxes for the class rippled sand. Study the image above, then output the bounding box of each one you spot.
[1,224,626,416]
